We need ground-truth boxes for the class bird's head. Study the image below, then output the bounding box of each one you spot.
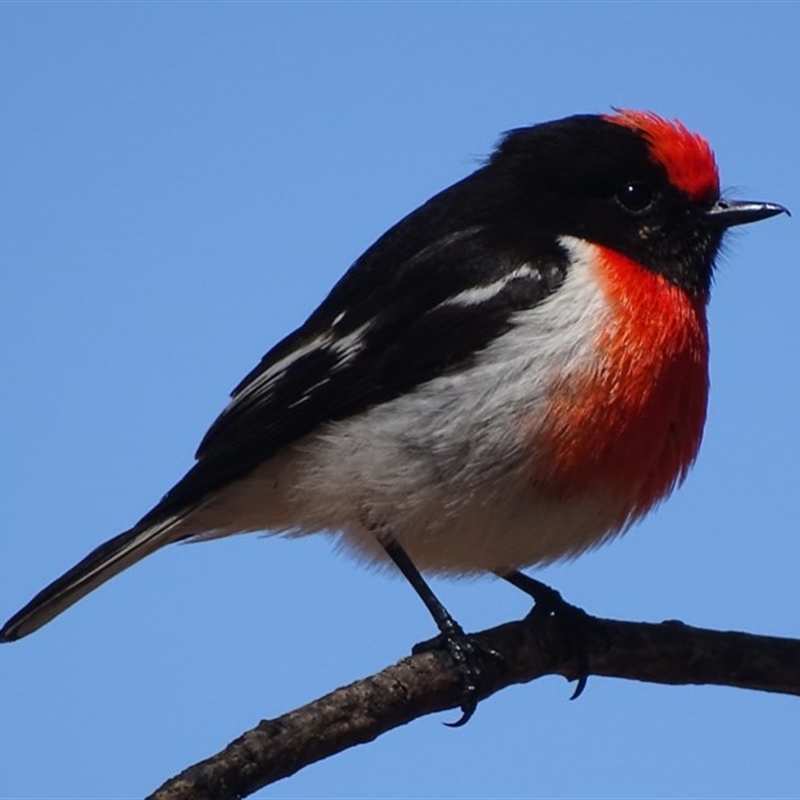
[486,109,787,297]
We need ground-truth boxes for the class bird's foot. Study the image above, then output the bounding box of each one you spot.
[413,619,503,727]
[500,572,591,699]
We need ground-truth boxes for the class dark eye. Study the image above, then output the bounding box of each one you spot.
[615,181,656,213]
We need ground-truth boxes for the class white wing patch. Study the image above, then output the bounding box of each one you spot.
[328,321,372,370]
[438,265,538,308]
[233,321,373,408]
[233,334,334,402]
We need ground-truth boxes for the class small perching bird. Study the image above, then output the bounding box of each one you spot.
[1,109,787,716]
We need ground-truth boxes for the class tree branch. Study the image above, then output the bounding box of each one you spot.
[148,608,800,800]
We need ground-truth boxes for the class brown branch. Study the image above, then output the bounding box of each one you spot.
[148,609,800,800]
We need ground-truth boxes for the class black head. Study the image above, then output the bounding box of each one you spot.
[477,110,787,297]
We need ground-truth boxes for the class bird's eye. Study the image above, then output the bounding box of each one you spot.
[615,181,656,214]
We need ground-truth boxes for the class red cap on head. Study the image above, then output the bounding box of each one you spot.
[607,109,720,203]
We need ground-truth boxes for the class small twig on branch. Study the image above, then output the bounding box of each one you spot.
[148,609,800,800]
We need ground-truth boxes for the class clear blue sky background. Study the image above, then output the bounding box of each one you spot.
[1,4,798,798]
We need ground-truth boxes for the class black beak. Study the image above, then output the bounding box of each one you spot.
[705,199,789,229]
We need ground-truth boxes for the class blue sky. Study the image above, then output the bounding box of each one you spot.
[1,3,798,798]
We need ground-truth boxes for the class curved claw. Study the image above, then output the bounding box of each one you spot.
[444,642,503,727]
[444,699,478,728]
[569,673,589,701]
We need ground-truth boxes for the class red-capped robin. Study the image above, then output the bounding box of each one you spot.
[0,110,787,718]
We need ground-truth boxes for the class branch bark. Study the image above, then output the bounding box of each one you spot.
[148,608,800,800]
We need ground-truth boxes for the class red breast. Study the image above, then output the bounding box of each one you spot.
[534,244,709,527]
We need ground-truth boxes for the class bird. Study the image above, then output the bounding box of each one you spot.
[0,110,787,719]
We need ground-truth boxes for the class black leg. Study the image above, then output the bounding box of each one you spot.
[495,569,567,609]
[495,569,590,699]
[380,535,494,726]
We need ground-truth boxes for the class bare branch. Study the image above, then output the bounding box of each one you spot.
[148,610,800,800]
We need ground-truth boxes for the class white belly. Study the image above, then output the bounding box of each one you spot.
[186,237,626,572]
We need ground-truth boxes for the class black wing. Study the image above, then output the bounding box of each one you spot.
[140,177,568,527]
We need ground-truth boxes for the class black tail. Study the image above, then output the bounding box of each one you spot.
[1,516,185,642]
